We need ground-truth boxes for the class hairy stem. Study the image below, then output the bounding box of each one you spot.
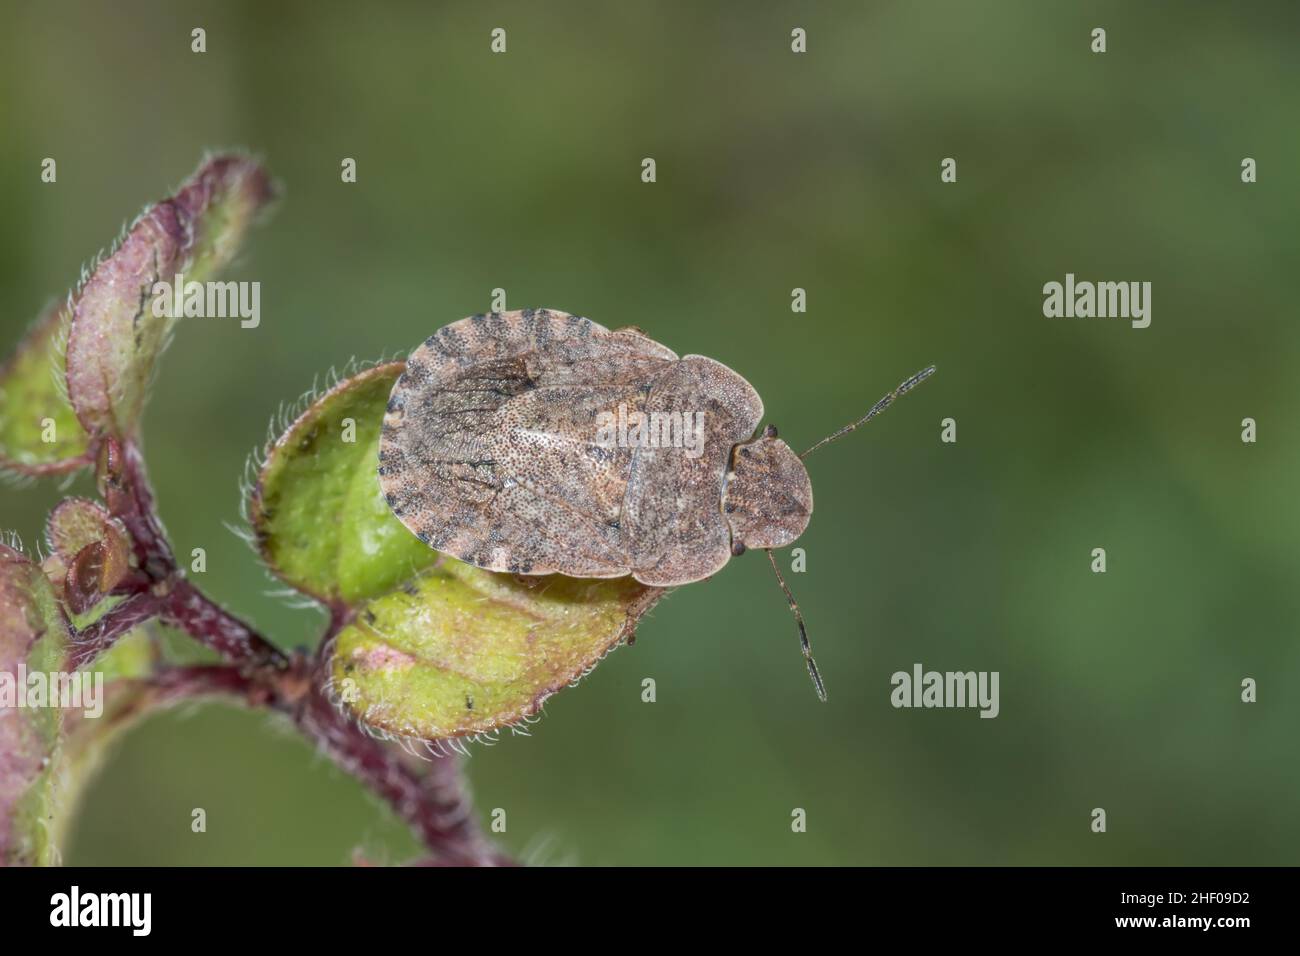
[160,578,289,668]
[81,436,505,865]
[137,659,505,864]
[69,592,163,670]
[296,677,509,866]
[146,663,265,703]
[101,439,176,581]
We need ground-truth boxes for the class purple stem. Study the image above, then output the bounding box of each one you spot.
[160,578,289,669]
[297,679,510,866]
[137,660,505,864]
[68,592,163,670]
[82,436,505,865]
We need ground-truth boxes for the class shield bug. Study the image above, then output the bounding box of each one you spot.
[378,309,932,700]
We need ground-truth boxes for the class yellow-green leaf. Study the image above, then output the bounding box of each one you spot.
[0,542,71,865]
[330,561,663,739]
[0,304,91,475]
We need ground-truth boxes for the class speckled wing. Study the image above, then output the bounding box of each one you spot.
[624,356,764,586]
[379,309,678,577]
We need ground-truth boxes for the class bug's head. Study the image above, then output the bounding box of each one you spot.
[722,426,813,553]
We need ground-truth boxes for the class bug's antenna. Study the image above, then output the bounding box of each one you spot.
[766,548,826,702]
[800,366,935,459]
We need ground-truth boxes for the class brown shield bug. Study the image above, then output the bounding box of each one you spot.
[378,309,933,700]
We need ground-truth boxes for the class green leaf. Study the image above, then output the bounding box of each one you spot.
[250,362,441,606]
[64,153,276,439]
[0,542,71,866]
[0,303,91,475]
[43,498,133,617]
[330,562,663,739]
[259,360,666,735]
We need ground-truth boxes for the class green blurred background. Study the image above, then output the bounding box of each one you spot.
[3,0,1299,865]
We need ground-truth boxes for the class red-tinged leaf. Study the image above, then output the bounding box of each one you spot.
[45,498,132,614]
[64,154,276,438]
[45,497,122,561]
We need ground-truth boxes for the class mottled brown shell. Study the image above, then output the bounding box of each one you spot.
[378,309,807,586]
[721,436,813,551]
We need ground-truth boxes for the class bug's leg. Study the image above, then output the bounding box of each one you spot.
[765,548,827,702]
